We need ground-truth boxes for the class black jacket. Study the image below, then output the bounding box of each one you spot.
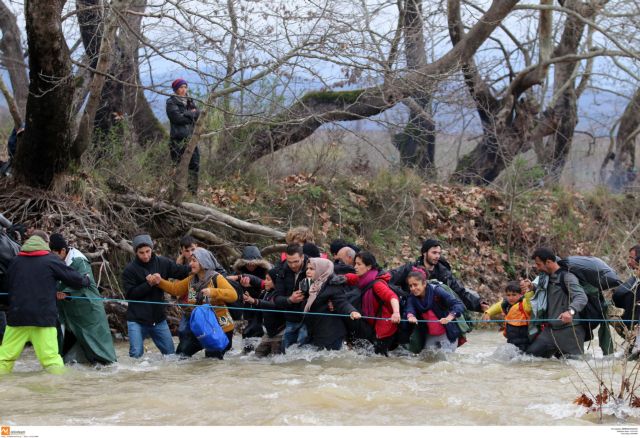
[274,256,308,323]
[254,288,286,337]
[7,253,89,327]
[390,257,482,312]
[122,254,190,325]
[304,276,357,349]
[166,96,200,141]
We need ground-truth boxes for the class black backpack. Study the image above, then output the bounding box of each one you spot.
[0,231,19,278]
[0,229,20,308]
[556,256,621,341]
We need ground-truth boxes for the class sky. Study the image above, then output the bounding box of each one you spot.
[0,0,636,139]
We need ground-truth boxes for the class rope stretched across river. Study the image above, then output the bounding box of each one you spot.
[0,292,633,324]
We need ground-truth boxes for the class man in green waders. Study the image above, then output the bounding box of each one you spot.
[0,234,90,374]
[49,233,116,365]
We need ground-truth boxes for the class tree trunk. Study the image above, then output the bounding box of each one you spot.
[0,1,29,118]
[102,0,165,146]
[72,0,132,159]
[606,87,640,191]
[394,0,436,175]
[14,0,75,188]
[534,1,598,181]
[77,0,165,148]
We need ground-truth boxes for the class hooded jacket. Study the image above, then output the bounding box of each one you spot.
[6,236,90,327]
[57,247,117,364]
[122,253,190,325]
[232,245,271,297]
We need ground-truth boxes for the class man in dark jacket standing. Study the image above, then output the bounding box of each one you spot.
[274,244,309,349]
[526,247,588,358]
[0,234,90,374]
[122,234,190,358]
[391,239,488,312]
[166,78,200,194]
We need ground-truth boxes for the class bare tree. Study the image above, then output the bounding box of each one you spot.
[0,0,28,123]
[450,0,608,184]
[393,0,436,174]
[14,0,76,187]
[14,0,138,186]
[205,0,520,176]
[76,0,165,146]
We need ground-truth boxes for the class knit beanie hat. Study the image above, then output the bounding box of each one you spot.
[329,239,348,256]
[49,233,68,252]
[420,238,441,255]
[132,234,154,251]
[171,78,187,92]
[303,242,321,258]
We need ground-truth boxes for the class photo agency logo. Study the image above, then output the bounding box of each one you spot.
[0,426,29,437]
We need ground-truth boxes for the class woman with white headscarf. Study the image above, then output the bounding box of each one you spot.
[302,258,361,350]
[158,247,237,359]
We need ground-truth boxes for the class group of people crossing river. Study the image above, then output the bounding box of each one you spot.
[1,222,639,374]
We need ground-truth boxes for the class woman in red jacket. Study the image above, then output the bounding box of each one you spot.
[344,251,401,355]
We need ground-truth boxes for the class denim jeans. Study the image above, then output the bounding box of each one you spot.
[283,321,309,349]
[127,320,175,358]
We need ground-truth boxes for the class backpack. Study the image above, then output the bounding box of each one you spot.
[346,277,408,315]
[345,277,408,342]
[190,305,230,351]
[428,279,473,334]
[0,230,19,278]
[556,256,622,341]
[0,228,20,306]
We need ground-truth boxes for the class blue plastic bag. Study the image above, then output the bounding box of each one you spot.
[190,305,229,351]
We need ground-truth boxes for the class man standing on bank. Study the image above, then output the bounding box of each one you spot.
[166,78,200,195]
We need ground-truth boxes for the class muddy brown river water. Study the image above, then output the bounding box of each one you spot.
[1,330,638,426]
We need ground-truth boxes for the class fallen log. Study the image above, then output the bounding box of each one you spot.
[114,193,285,240]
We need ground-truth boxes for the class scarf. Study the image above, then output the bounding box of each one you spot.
[190,270,217,305]
[175,95,189,107]
[303,258,334,312]
[358,269,380,322]
[190,248,219,305]
[410,286,437,315]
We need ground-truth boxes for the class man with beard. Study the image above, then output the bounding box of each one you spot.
[525,247,588,358]
[390,239,488,312]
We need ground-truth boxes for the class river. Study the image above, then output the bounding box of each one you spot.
[1,330,639,426]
